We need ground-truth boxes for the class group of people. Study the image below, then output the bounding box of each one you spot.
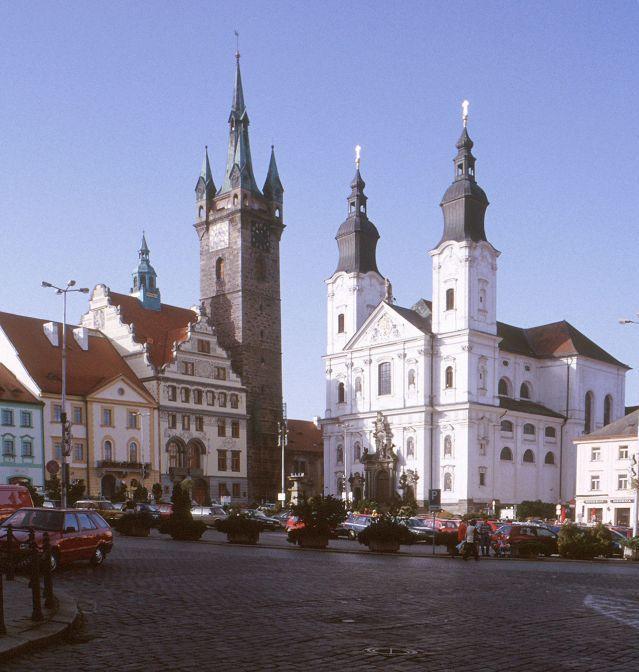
[456,519,494,561]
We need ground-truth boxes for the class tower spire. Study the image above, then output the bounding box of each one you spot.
[220,51,259,195]
[436,103,489,246]
[262,145,284,203]
[334,149,381,275]
[131,233,161,310]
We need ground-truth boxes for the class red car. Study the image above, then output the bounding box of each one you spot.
[0,485,34,523]
[492,523,558,557]
[157,503,174,520]
[0,507,113,571]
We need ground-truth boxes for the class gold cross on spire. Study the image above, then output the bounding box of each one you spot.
[355,144,361,170]
[462,99,470,128]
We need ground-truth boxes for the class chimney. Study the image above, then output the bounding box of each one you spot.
[43,322,59,347]
[73,327,89,351]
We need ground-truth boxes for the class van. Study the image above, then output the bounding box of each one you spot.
[0,485,34,522]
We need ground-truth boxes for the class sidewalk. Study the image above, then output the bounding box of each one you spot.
[0,577,79,660]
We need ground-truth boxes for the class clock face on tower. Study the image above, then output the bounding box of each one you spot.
[209,222,229,250]
[251,221,270,251]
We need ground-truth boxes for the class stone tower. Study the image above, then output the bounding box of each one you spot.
[195,53,284,502]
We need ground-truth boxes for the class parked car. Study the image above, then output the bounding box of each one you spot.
[492,523,558,557]
[42,499,58,509]
[403,517,436,542]
[0,507,113,570]
[272,510,292,525]
[0,485,34,523]
[73,499,123,524]
[156,503,173,519]
[191,504,228,528]
[244,509,282,530]
[335,513,373,540]
[132,503,161,524]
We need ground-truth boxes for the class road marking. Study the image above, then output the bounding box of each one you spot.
[585,594,639,630]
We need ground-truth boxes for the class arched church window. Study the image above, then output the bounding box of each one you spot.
[233,194,238,207]
[500,447,513,461]
[584,391,594,433]
[445,288,455,311]
[498,378,510,397]
[523,423,535,436]
[501,420,513,433]
[545,426,556,439]
[520,382,531,399]
[445,366,454,389]
[103,440,113,462]
[604,394,613,426]
[336,444,344,464]
[544,451,555,465]
[353,441,362,462]
[444,435,452,457]
[523,449,535,463]
[378,362,391,396]
[215,257,224,281]
[337,313,345,334]
[337,382,346,404]
[444,472,453,491]
[406,437,415,458]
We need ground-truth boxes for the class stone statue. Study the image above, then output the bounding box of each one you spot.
[373,411,394,459]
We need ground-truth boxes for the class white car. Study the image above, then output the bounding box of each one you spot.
[191,505,228,528]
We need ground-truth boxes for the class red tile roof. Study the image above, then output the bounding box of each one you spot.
[497,320,627,368]
[106,291,197,370]
[0,363,41,405]
[287,420,323,454]
[0,311,149,398]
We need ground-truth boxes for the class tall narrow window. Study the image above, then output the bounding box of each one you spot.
[336,444,344,464]
[378,362,391,396]
[337,313,345,334]
[498,378,510,397]
[215,257,224,281]
[354,377,362,398]
[103,440,113,461]
[603,394,612,426]
[443,435,452,457]
[337,382,346,404]
[520,382,531,399]
[584,391,594,433]
[445,366,454,389]
[129,442,138,464]
[353,441,362,461]
[445,288,455,311]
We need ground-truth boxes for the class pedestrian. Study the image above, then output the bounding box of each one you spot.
[462,519,479,561]
[479,521,491,557]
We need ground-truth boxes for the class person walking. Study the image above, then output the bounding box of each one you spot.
[462,519,480,561]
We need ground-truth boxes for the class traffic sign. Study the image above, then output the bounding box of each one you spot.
[428,488,441,512]
[46,460,59,475]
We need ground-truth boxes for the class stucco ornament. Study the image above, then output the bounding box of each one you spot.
[368,313,400,344]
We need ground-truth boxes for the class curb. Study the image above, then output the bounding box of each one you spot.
[131,531,637,566]
[0,580,80,661]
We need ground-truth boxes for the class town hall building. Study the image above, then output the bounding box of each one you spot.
[321,108,628,513]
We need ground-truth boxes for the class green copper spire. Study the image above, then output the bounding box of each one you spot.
[195,145,216,202]
[131,232,161,311]
[219,52,260,195]
[262,145,283,203]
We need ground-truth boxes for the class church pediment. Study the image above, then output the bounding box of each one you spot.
[345,302,426,350]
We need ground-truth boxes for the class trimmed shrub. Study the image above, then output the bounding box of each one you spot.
[357,515,415,546]
[558,523,613,560]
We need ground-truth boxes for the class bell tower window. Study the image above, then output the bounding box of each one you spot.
[337,313,345,333]
[215,257,224,281]
[445,288,455,311]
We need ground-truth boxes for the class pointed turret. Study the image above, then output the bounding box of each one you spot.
[334,160,380,275]
[262,145,283,203]
[219,53,260,195]
[195,145,216,210]
[131,233,161,311]
[437,106,489,247]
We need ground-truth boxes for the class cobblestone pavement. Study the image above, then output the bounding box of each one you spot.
[4,530,639,671]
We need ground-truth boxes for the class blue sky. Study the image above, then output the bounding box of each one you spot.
[1,2,638,419]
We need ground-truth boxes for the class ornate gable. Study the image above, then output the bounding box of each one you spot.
[345,303,425,350]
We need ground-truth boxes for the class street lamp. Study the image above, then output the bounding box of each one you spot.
[620,315,639,536]
[42,280,89,508]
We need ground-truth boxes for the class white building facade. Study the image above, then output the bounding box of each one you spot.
[574,411,638,528]
[321,119,628,513]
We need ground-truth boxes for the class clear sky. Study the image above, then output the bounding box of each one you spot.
[1,2,638,420]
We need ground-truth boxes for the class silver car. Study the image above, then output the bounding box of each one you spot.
[191,504,228,528]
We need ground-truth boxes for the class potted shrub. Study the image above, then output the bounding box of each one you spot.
[114,511,153,537]
[623,536,639,560]
[357,515,415,553]
[287,495,346,549]
[159,481,207,541]
[558,523,613,560]
[217,513,263,544]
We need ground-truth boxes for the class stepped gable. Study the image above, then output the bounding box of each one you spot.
[107,292,197,370]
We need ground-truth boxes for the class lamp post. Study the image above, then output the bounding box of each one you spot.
[619,316,639,536]
[42,280,89,508]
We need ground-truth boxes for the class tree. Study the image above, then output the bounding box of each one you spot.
[152,482,163,503]
[45,475,61,502]
[516,500,556,521]
[133,484,149,503]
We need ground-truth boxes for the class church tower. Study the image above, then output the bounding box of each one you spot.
[195,52,284,501]
[130,233,161,311]
[430,103,500,405]
[326,151,386,355]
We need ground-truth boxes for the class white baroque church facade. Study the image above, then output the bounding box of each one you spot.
[321,116,628,513]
